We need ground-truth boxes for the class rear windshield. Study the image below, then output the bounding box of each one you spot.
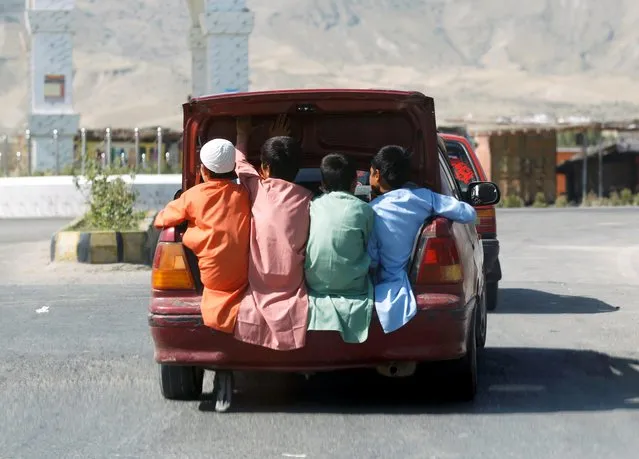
[445,140,479,192]
[296,168,372,202]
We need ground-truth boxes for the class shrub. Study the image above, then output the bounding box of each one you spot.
[532,192,548,208]
[73,158,144,231]
[620,188,634,206]
[555,194,569,208]
[582,191,599,207]
[634,193,639,206]
[500,194,524,208]
[608,191,622,206]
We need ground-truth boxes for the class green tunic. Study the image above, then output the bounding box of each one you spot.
[305,192,375,343]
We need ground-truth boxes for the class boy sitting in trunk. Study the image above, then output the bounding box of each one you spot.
[154,139,251,333]
[305,153,375,343]
[368,145,477,334]
[233,115,314,351]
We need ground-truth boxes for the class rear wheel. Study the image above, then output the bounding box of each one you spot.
[486,281,499,311]
[159,365,204,401]
[449,310,478,402]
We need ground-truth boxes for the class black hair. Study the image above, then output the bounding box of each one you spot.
[260,136,301,182]
[371,145,412,190]
[320,153,356,193]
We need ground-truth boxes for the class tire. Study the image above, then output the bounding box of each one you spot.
[476,288,488,350]
[486,281,499,311]
[159,365,204,401]
[449,310,478,402]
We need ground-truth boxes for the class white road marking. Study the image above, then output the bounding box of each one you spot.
[35,306,50,314]
[609,365,623,376]
[616,245,639,280]
[489,384,546,392]
[532,245,621,251]
[282,454,307,458]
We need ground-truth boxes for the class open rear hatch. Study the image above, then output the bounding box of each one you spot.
[182,89,440,190]
[160,89,440,296]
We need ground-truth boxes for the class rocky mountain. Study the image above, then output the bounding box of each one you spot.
[1,0,639,131]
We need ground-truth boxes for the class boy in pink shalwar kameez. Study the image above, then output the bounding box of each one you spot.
[233,115,313,351]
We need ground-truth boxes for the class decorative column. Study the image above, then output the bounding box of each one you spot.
[25,0,80,173]
[189,26,207,98]
[186,0,254,97]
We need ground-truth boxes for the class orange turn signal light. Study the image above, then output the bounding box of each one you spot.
[152,242,195,291]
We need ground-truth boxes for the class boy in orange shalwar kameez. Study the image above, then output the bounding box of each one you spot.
[154,138,251,333]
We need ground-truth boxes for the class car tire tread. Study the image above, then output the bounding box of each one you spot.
[159,364,204,401]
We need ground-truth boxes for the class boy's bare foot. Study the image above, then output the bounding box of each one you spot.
[269,114,291,137]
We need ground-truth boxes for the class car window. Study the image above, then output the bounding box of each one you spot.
[445,140,479,193]
[439,155,461,199]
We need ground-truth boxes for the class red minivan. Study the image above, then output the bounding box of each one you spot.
[441,134,501,311]
[148,90,500,410]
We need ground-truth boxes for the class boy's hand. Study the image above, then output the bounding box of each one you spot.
[236,117,252,138]
[269,114,291,137]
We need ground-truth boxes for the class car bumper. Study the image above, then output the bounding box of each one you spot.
[481,238,501,282]
[149,293,474,371]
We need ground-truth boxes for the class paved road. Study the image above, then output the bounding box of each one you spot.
[1,209,638,459]
[0,218,70,244]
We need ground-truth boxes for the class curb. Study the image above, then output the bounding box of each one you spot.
[50,211,158,265]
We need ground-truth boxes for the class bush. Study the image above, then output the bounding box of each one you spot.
[634,193,639,206]
[532,192,548,208]
[608,191,622,206]
[555,194,569,208]
[620,188,634,206]
[73,158,144,231]
[499,194,524,208]
[582,191,600,207]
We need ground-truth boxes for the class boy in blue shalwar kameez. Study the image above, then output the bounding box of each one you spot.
[367,145,477,334]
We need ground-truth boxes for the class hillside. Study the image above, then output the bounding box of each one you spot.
[2,0,639,131]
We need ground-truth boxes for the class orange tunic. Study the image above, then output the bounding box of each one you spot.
[154,180,251,333]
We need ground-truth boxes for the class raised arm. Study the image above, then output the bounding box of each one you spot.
[430,192,477,224]
[235,117,259,178]
[154,192,191,228]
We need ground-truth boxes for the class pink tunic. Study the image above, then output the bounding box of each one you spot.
[234,148,313,350]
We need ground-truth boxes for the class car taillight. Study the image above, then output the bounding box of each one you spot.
[475,207,497,237]
[152,242,195,291]
[412,219,463,285]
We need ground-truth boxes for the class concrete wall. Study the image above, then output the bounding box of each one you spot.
[0,174,181,218]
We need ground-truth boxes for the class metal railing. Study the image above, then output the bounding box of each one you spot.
[1,127,182,177]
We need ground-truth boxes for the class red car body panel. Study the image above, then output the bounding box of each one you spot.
[149,90,481,371]
[441,133,501,283]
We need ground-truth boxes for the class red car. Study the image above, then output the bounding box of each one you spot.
[441,134,501,311]
[149,89,500,410]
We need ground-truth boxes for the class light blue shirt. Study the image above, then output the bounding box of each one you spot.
[368,185,477,333]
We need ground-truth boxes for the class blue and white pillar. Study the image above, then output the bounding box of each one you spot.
[187,0,254,97]
[25,0,80,173]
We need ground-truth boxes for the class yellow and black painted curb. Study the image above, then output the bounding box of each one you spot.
[50,212,159,265]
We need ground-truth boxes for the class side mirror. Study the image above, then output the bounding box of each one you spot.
[174,189,183,200]
[466,181,501,206]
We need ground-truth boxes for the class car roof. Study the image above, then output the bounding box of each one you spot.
[440,133,469,143]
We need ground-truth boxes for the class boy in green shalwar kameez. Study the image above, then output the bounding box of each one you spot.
[305,153,375,343]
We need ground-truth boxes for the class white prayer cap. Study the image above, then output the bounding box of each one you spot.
[200,138,236,174]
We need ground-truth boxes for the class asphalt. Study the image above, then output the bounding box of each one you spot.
[1,209,638,459]
[0,218,71,244]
